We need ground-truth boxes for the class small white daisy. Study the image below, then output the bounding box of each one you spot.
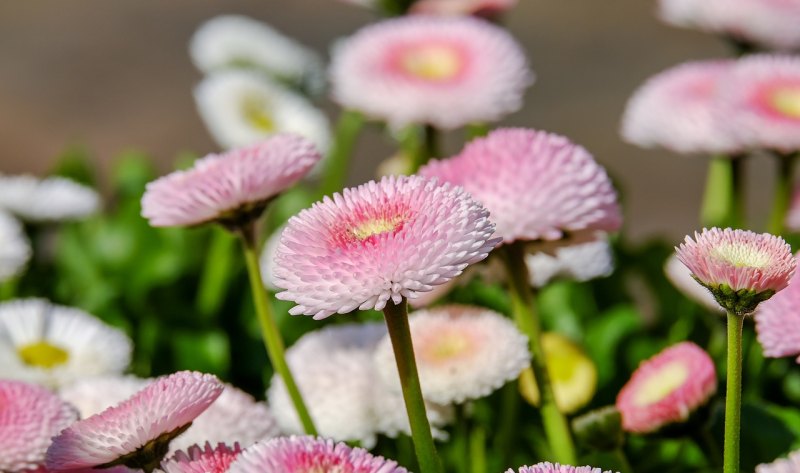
[58,375,149,418]
[0,211,31,283]
[0,299,132,388]
[0,174,100,222]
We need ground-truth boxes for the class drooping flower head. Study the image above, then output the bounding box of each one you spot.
[46,371,223,472]
[0,380,78,472]
[621,60,738,155]
[162,443,242,473]
[373,305,529,404]
[616,342,717,434]
[273,175,499,319]
[329,15,532,129]
[141,134,321,228]
[675,228,796,315]
[227,436,408,473]
[664,253,723,312]
[420,128,621,244]
[0,299,132,388]
[410,0,518,16]
[0,211,31,282]
[59,375,150,418]
[0,174,100,222]
[757,450,800,473]
[507,463,614,473]
[755,256,800,361]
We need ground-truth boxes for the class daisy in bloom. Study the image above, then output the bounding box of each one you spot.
[0,210,31,282]
[329,15,532,129]
[621,60,738,155]
[59,375,149,418]
[373,305,530,404]
[757,451,800,473]
[0,174,100,222]
[162,443,242,473]
[190,15,324,93]
[526,236,614,288]
[46,371,223,473]
[410,0,518,16]
[616,342,717,434]
[0,380,78,472]
[507,464,614,473]
[273,175,498,319]
[0,299,132,388]
[675,228,795,315]
[719,55,800,153]
[420,128,621,244]
[227,436,408,473]
[664,253,723,312]
[755,257,800,361]
[195,71,330,154]
[141,134,321,228]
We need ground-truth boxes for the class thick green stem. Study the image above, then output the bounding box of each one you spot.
[319,110,364,198]
[238,223,317,435]
[724,312,745,473]
[767,153,797,235]
[701,155,745,229]
[501,243,577,464]
[383,300,443,473]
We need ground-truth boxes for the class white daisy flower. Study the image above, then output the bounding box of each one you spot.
[195,70,331,155]
[58,375,149,418]
[0,174,100,222]
[526,236,615,288]
[0,299,133,388]
[0,211,31,282]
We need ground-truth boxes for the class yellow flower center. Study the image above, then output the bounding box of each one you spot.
[428,332,471,360]
[633,361,688,406]
[770,87,800,119]
[710,243,771,269]
[400,44,463,81]
[18,341,69,368]
[351,216,405,240]
[242,96,276,132]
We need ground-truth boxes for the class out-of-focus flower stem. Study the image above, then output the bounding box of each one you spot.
[614,448,633,473]
[195,227,237,317]
[724,311,744,473]
[319,110,364,198]
[470,425,487,473]
[403,124,439,173]
[767,152,797,235]
[502,242,578,465]
[700,155,745,229]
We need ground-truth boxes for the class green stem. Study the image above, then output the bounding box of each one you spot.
[318,110,364,198]
[470,425,488,473]
[767,152,797,235]
[383,300,443,473]
[614,447,634,473]
[237,223,317,436]
[195,227,237,317]
[405,125,439,173]
[724,312,744,473]
[501,242,577,464]
[495,381,520,466]
[700,155,745,229]
[467,123,490,139]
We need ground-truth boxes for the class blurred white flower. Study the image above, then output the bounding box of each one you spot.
[664,253,723,312]
[0,174,100,222]
[59,375,149,418]
[0,211,30,282]
[526,236,615,288]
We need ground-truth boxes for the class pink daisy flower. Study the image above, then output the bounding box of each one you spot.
[141,134,321,228]
[329,15,532,129]
[227,436,408,473]
[675,227,795,315]
[410,0,518,16]
[621,60,738,155]
[273,175,499,319]
[755,256,800,361]
[46,371,223,472]
[757,450,800,473]
[616,342,717,434]
[419,128,621,244]
[162,443,242,473]
[0,380,78,472]
[507,463,614,473]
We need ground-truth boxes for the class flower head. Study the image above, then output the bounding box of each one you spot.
[756,256,800,361]
[46,371,223,471]
[227,436,408,473]
[527,236,614,288]
[507,463,614,473]
[273,175,498,319]
[374,305,529,404]
[616,342,717,434]
[621,60,738,155]
[757,451,800,473]
[141,134,321,228]
[664,253,723,312]
[0,299,132,388]
[0,211,31,282]
[59,375,149,418]
[0,380,78,472]
[420,128,621,243]
[0,174,100,222]
[162,443,242,473]
[329,15,532,129]
[410,0,518,16]
[675,228,795,315]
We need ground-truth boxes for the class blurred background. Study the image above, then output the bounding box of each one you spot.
[0,0,775,241]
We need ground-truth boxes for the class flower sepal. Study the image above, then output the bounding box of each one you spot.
[699,278,776,316]
[98,423,192,473]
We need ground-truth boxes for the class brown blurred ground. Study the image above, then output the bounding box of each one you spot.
[0,1,775,241]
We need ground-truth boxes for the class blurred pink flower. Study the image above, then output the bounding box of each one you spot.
[420,128,621,243]
[227,436,407,473]
[757,450,800,473]
[46,371,223,471]
[329,15,532,129]
[507,463,613,473]
[616,342,716,434]
[141,134,321,227]
[162,443,242,473]
[786,185,800,232]
[0,380,78,472]
[621,60,738,155]
[273,175,499,319]
[411,0,517,16]
[756,256,800,361]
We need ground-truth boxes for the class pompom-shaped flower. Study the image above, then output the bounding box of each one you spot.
[0,174,100,222]
[621,60,737,155]
[59,375,149,418]
[46,371,223,472]
[195,71,330,153]
[0,299,132,388]
[508,463,614,473]
[227,436,408,473]
[273,175,498,319]
[141,134,321,228]
[675,228,796,315]
[757,451,800,473]
[329,15,532,129]
[162,443,242,473]
[664,253,723,312]
[527,236,614,288]
[410,0,518,16]
[0,211,31,282]
[616,342,717,434]
[0,380,78,472]
[420,128,621,243]
[374,305,529,404]
[755,257,800,361]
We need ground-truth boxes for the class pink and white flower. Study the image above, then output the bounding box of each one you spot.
[162,443,242,473]
[757,450,800,473]
[756,256,800,361]
[329,15,532,129]
[507,464,614,473]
